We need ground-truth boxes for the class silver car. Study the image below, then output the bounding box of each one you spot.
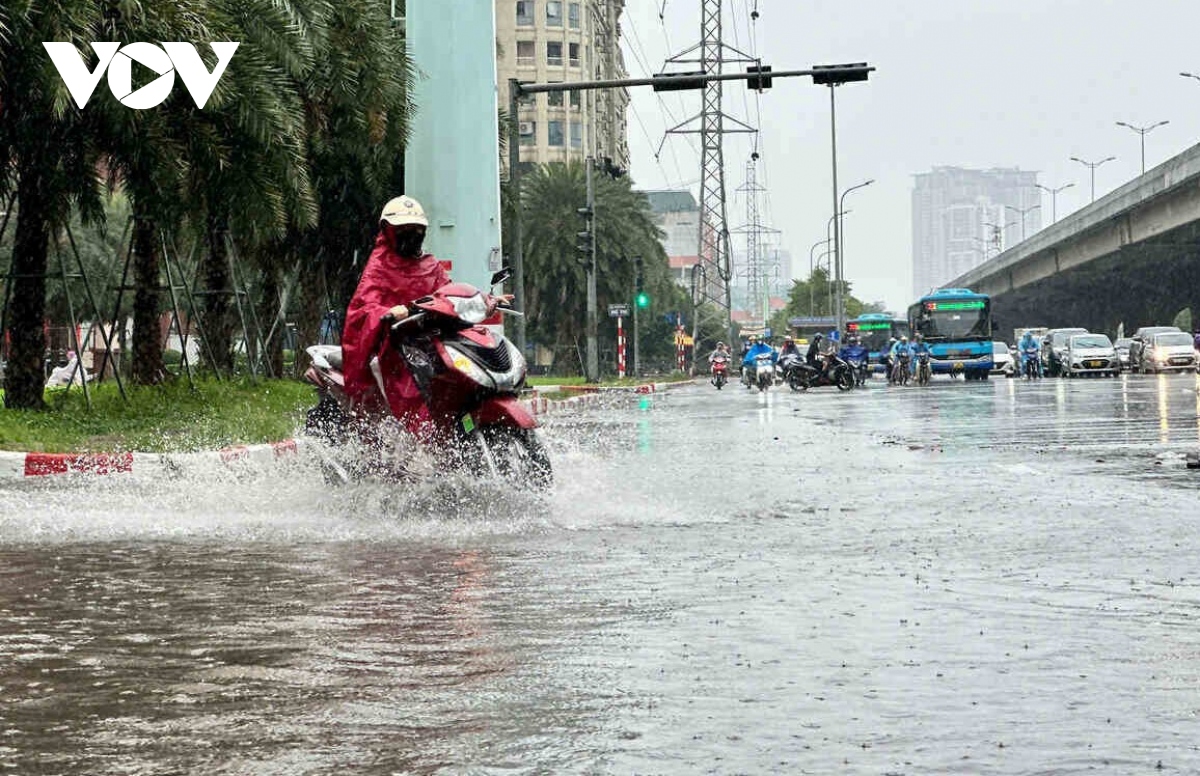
[1141,331,1198,373]
[1063,333,1119,377]
[990,341,1016,377]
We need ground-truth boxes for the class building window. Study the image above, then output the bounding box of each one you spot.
[518,120,537,146]
[547,86,564,107]
[568,42,580,67]
[570,121,582,148]
[568,2,581,28]
[546,41,563,66]
[516,0,534,26]
[516,40,535,68]
[569,90,581,109]
[546,0,562,27]
[548,120,564,147]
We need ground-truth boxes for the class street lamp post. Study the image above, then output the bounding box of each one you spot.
[1035,182,1074,223]
[1004,203,1041,242]
[815,66,872,338]
[807,237,831,316]
[1115,120,1169,175]
[837,179,873,332]
[1070,155,1116,203]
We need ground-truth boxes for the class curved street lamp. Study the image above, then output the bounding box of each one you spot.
[835,180,873,333]
[1070,155,1117,203]
[1035,182,1075,223]
[1115,120,1169,175]
[1004,203,1041,242]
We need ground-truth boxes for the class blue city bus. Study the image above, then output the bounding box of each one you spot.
[907,288,995,380]
[847,313,909,370]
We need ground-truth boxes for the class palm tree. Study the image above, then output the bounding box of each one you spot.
[285,0,414,370]
[0,1,109,409]
[178,0,319,374]
[516,161,669,372]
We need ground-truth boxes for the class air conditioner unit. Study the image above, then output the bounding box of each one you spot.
[518,121,535,135]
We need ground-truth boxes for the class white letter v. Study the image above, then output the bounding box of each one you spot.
[163,42,239,109]
[42,42,121,109]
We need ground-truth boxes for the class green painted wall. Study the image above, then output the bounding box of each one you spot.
[405,0,503,293]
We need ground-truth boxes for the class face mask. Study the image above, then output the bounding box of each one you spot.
[393,229,425,258]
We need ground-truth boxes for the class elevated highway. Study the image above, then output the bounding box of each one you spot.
[950,142,1200,337]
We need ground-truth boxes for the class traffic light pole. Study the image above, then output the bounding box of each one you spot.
[585,157,598,382]
[506,64,873,360]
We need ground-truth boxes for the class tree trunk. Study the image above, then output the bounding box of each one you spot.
[202,211,234,373]
[262,267,284,378]
[130,215,166,385]
[5,170,50,410]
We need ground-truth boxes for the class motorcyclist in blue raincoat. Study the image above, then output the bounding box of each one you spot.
[1019,330,1042,376]
[910,333,931,377]
[889,336,912,382]
[742,335,777,386]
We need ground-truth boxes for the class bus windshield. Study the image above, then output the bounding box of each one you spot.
[913,299,990,341]
[849,317,908,354]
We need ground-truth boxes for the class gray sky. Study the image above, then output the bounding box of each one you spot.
[621,0,1200,312]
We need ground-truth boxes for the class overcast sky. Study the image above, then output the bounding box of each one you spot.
[620,0,1200,312]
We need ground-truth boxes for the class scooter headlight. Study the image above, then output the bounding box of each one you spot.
[449,293,490,324]
[444,344,496,389]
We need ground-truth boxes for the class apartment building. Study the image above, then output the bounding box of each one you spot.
[912,166,1041,298]
[496,0,630,173]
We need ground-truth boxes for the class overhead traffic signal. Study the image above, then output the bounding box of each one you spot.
[576,205,593,263]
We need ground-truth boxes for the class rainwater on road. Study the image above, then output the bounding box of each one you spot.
[3,373,1200,775]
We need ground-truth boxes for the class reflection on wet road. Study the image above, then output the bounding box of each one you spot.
[2,373,1200,774]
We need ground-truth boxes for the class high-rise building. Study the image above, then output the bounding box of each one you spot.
[496,0,630,174]
[912,167,1041,298]
[644,189,723,302]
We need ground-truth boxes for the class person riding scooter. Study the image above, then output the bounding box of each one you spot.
[1019,330,1043,377]
[341,195,507,442]
[742,335,777,387]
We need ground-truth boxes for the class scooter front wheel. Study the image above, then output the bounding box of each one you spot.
[468,426,554,490]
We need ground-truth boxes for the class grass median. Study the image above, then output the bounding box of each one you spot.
[0,378,315,454]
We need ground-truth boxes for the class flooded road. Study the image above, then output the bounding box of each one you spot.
[3,374,1200,774]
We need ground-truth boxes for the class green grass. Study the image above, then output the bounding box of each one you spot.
[0,378,315,454]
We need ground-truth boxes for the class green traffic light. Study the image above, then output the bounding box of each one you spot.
[636,292,650,308]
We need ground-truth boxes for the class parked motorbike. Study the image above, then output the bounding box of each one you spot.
[710,354,729,389]
[303,269,552,488]
[915,351,932,386]
[789,354,854,391]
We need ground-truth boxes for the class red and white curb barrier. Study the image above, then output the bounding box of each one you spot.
[0,439,303,480]
[0,383,694,479]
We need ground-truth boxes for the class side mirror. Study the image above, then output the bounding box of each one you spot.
[490,266,512,287]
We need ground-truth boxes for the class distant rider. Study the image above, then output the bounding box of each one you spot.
[889,336,912,382]
[910,333,931,377]
[707,341,732,364]
[1019,330,1042,376]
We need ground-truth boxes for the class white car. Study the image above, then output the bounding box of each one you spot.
[1062,333,1119,377]
[990,341,1016,377]
[1141,331,1198,373]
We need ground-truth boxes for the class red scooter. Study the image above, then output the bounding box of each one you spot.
[304,269,552,488]
[710,354,729,389]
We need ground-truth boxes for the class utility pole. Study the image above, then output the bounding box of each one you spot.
[584,156,598,381]
[663,0,757,349]
[734,155,778,331]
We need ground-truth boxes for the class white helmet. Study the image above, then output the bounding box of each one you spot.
[379,196,428,227]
